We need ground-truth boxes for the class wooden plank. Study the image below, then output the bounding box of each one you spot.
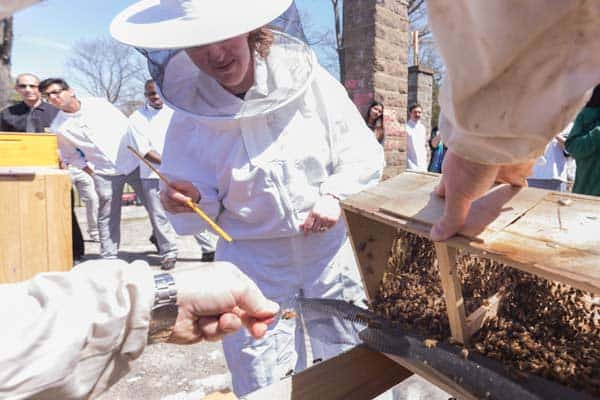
[0,175,22,282]
[0,132,59,168]
[434,243,467,343]
[45,173,73,270]
[245,346,412,400]
[345,211,398,302]
[380,174,547,243]
[465,291,504,338]
[18,175,49,279]
[342,172,600,296]
[384,353,478,400]
[0,170,71,283]
[200,391,236,400]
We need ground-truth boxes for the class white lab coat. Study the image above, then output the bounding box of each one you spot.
[406,119,428,171]
[0,260,153,400]
[530,123,573,182]
[429,0,600,165]
[51,97,138,176]
[158,32,384,395]
[128,104,174,179]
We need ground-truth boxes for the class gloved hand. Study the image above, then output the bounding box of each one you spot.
[169,262,279,344]
[300,194,341,234]
[430,151,534,241]
[160,180,201,213]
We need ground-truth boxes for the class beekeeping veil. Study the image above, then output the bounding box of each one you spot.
[110,0,314,119]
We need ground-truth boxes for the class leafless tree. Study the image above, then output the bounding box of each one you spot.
[66,37,148,107]
[331,0,343,82]
[0,17,14,108]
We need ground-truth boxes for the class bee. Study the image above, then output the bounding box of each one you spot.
[367,320,383,329]
[281,309,297,320]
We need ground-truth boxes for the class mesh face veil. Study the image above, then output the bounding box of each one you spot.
[135,2,314,119]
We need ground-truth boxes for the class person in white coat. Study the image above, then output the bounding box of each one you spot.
[40,78,144,259]
[405,103,429,172]
[128,80,180,269]
[111,0,385,396]
[427,0,600,241]
[0,260,278,399]
[527,123,574,192]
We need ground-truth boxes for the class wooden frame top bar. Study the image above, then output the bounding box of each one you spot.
[342,172,600,295]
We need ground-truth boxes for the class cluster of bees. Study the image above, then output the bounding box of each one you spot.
[473,276,599,394]
[372,231,599,396]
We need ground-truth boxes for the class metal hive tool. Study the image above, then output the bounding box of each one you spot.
[298,297,596,400]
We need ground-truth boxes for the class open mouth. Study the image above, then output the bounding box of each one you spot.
[215,59,235,72]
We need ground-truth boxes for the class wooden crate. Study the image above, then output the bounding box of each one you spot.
[344,171,599,342]
[0,132,59,168]
[0,169,72,283]
[339,171,600,398]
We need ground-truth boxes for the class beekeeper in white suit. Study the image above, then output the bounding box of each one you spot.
[111,0,385,395]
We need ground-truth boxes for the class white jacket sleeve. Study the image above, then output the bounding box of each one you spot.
[428,0,600,165]
[315,67,385,199]
[128,114,154,158]
[0,260,154,400]
[159,122,221,236]
[57,134,87,170]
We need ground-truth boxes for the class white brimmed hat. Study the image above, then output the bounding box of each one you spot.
[110,0,293,49]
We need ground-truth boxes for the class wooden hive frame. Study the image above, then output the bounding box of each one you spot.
[343,171,600,344]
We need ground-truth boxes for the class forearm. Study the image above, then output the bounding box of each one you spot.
[0,260,154,399]
[429,0,600,165]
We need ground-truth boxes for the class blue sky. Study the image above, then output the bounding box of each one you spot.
[11,0,336,94]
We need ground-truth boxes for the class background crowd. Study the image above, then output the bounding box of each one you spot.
[1,72,218,268]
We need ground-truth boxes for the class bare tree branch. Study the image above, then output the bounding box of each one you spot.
[66,37,148,109]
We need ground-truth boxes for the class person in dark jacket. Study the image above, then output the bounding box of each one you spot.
[565,85,600,196]
[0,73,58,133]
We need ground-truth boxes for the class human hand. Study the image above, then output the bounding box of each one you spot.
[160,181,201,213]
[168,263,279,344]
[300,194,341,234]
[429,151,533,242]
[83,166,95,176]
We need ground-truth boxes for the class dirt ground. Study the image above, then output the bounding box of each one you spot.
[75,205,450,400]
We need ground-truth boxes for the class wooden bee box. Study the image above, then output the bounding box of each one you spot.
[0,169,72,283]
[343,172,600,340]
[338,171,599,399]
[0,132,59,168]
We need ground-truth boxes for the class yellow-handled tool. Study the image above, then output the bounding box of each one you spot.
[127,145,232,242]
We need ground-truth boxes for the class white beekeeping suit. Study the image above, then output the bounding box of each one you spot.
[0,260,153,400]
[109,1,384,395]
[428,0,600,165]
[158,32,384,395]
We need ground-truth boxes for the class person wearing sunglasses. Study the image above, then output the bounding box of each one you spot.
[0,73,58,133]
[39,78,145,262]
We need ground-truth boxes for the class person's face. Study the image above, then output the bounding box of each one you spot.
[185,34,253,94]
[145,83,163,109]
[43,83,76,111]
[15,75,41,104]
[369,104,383,120]
[410,107,422,121]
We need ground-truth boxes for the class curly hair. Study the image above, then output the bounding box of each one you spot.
[248,27,274,58]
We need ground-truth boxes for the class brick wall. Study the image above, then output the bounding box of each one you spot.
[343,0,409,178]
